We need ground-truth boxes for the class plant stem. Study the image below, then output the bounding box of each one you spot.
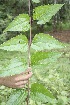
[28,0,32,52]
[26,0,32,105]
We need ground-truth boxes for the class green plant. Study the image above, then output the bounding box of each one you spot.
[0,0,70,105]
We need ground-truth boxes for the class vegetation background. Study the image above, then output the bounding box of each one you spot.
[0,0,70,105]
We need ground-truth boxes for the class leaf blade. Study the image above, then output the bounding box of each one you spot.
[33,4,64,24]
[4,14,30,32]
[0,34,28,52]
[7,90,27,105]
[31,33,66,51]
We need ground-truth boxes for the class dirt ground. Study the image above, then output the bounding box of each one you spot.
[49,30,70,43]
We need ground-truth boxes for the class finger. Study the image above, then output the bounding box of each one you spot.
[15,80,28,86]
[21,67,32,75]
[17,85,25,88]
[22,72,33,80]
[15,72,32,81]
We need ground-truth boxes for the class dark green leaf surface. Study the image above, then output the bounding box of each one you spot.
[31,51,62,65]
[33,4,64,24]
[31,83,57,104]
[31,83,55,99]
[4,14,30,32]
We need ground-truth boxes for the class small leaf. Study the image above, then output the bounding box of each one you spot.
[32,0,40,3]
[33,4,64,24]
[31,33,65,51]
[0,34,28,52]
[4,14,30,32]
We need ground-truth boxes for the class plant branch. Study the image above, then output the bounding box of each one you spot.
[26,0,32,105]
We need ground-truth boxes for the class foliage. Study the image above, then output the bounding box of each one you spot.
[59,22,70,30]
[0,34,28,52]
[31,33,65,51]
[4,14,30,32]
[33,4,64,24]
[7,89,27,105]
[0,1,70,105]
[32,0,40,3]
[0,0,70,42]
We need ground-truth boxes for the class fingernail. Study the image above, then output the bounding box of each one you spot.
[28,67,32,70]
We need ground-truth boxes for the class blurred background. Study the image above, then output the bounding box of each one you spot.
[0,0,70,44]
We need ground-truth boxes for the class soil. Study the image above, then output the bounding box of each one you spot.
[48,30,70,43]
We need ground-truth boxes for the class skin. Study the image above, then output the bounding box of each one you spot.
[0,67,32,88]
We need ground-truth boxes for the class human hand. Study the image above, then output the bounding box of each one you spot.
[1,67,32,88]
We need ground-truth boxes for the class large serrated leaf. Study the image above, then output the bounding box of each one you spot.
[31,51,62,65]
[33,4,64,24]
[0,34,28,52]
[0,49,28,77]
[32,0,40,3]
[7,90,27,105]
[31,83,57,104]
[31,92,57,104]
[31,33,65,51]
[31,83,55,99]
[4,14,30,32]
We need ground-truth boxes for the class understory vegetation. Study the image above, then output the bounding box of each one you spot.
[0,0,70,105]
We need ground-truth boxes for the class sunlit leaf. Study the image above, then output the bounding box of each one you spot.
[31,83,57,104]
[4,14,30,32]
[31,51,62,65]
[33,4,64,24]
[31,33,66,51]
[0,34,28,52]
[31,83,55,98]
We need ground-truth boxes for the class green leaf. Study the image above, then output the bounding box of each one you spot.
[0,49,28,77]
[31,33,65,51]
[32,0,40,3]
[32,46,70,90]
[7,90,27,105]
[0,34,28,52]
[31,51,62,65]
[31,92,57,104]
[31,83,57,104]
[31,83,55,99]
[33,4,64,24]
[31,45,70,84]
[4,14,30,32]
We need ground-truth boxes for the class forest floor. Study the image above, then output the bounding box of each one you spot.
[49,30,70,43]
